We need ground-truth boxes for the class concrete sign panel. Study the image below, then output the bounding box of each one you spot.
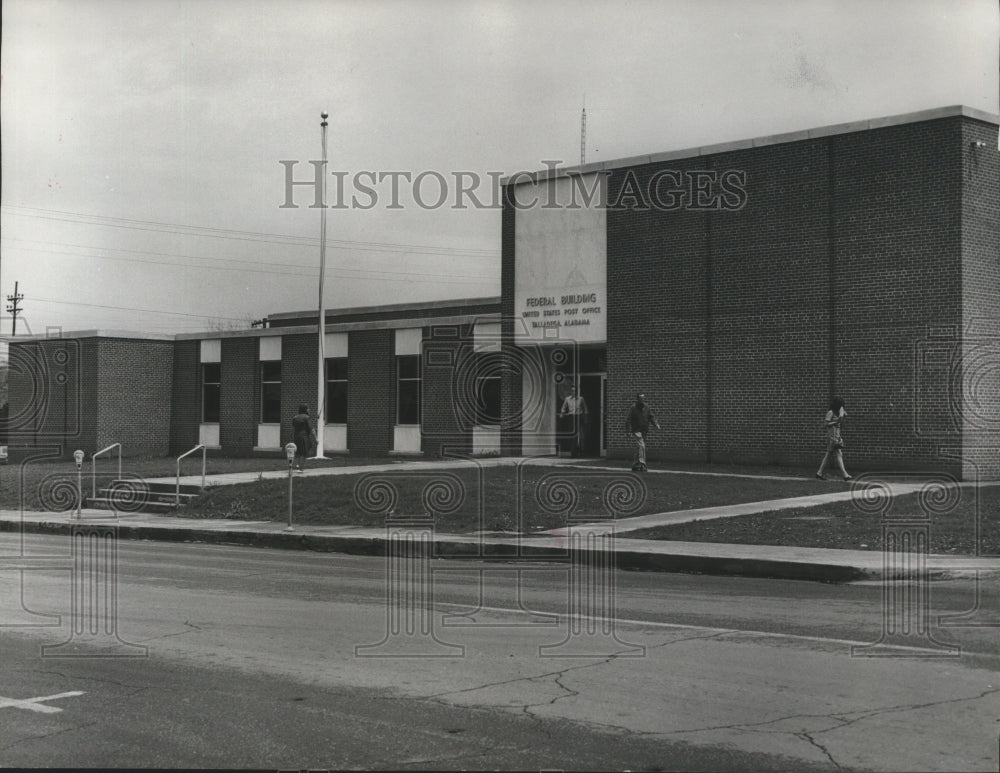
[513,174,607,344]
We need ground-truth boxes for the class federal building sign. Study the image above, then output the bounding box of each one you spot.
[513,173,607,344]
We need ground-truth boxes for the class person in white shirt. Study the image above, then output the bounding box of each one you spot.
[559,385,589,458]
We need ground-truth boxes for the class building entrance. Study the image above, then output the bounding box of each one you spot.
[552,346,606,458]
[579,373,605,457]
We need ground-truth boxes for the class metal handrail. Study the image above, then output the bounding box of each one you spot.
[91,443,122,499]
[176,445,206,507]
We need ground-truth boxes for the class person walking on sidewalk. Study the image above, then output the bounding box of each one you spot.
[816,396,852,481]
[624,392,660,472]
[559,384,589,457]
[291,404,316,473]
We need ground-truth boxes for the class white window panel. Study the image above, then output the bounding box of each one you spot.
[200,339,221,363]
[259,336,282,361]
[395,328,423,356]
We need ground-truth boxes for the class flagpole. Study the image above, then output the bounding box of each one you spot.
[312,111,329,459]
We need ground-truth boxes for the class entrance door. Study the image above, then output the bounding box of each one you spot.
[579,374,604,457]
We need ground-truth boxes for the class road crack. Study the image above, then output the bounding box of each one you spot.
[133,619,205,644]
[0,719,102,754]
[797,730,842,769]
[5,668,150,691]
[425,648,641,726]
[639,685,1000,748]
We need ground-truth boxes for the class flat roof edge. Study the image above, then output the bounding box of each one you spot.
[503,105,999,184]
[178,313,502,339]
[268,295,501,321]
[3,330,176,342]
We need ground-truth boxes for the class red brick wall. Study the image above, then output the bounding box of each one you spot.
[219,337,257,455]
[95,339,174,456]
[7,338,93,458]
[347,329,395,454]
[830,119,963,475]
[169,326,490,461]
[711,140,831,466]
[606,156,712,463]
[960,118,1000,480]
[421,324,474,457]
[8,337,176,459]
[503,115,990,476]
[280,332,320,450]
[170,340,200,455]
[500,191,523,455]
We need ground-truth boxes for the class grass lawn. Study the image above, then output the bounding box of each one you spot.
[179,466,845,533]
[624,486,1000,556]
[0,454,389,511]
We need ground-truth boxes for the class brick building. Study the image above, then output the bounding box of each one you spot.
[501,104,999,480]
[7,298,503,460]
[6,105,999,478]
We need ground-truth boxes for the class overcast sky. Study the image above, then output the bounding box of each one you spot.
[1,0,997,337]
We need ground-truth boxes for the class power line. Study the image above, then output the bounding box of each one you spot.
[0,238,499,284]
[1,205,500,258]
[29,296,250,321]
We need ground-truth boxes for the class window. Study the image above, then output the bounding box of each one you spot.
[474,354,502,426]
[326,357,348,424]
[260,360,281,423]
[396,354,421,425]
[202,363,221,423]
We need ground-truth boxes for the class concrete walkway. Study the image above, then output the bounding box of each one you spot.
[2,458,997,583]
[150,455,549,488]
[151,455,861,488]
[545,482,932,536]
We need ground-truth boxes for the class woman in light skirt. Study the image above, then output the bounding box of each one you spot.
[816,397,852,481]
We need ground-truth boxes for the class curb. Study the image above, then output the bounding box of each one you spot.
[2,517,877,583]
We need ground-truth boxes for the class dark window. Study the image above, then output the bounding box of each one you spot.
[325,357,348,424]
[260,361,281,423]
[397,354,421,425]
[474,354,502,426]
[202,363,221,423]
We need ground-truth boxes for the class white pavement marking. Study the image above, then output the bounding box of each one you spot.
[436,602,993,658]
[0,691,85,714]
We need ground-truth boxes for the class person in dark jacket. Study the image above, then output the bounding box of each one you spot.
[624,392,660,471]
[291,404,315,473]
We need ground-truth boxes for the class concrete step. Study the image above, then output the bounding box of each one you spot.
[84,478,205,515]
[141,481,203,495]
[102,479,202,496]
[103,481,201,497]
[85,497,179,515]
[96,488,200,506]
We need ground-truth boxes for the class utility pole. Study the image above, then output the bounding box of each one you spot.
[6,282,23,336]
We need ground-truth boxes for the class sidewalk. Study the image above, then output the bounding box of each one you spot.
[144,455,542,488]
[2,458,998,583]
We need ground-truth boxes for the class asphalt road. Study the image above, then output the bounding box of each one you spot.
[2,534,999,771]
